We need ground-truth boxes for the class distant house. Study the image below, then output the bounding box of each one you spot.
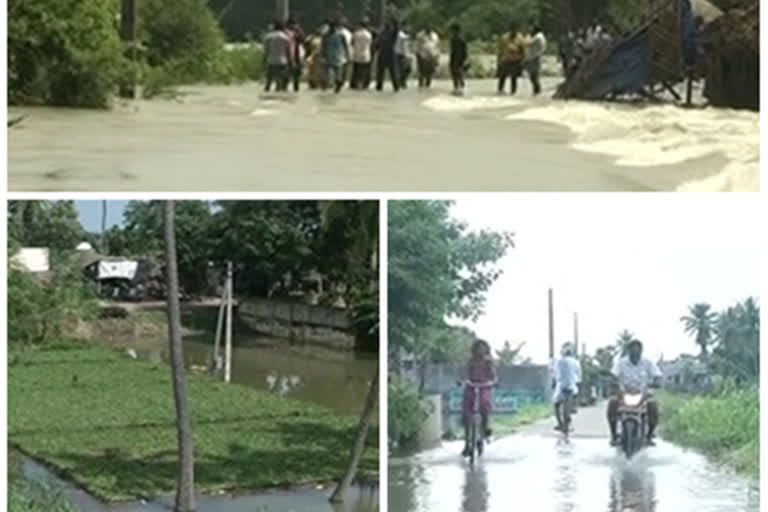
[658,355,711,391]
[11,247,50,273]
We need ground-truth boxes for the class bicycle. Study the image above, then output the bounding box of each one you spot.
[460,380,495,465]
[557,388,575,439]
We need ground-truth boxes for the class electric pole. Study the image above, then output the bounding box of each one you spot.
[276,0,289,22]
[548,288,555,360]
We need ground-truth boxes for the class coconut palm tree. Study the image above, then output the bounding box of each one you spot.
[164,201,196,512]
[681,303,718,356]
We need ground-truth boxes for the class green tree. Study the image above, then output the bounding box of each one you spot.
[8,0,125,107]
[495,340,527,365]
[594,345,616,371]
[8,201,87,254]
[711,298,759,382]
[681,303,718,356]
[388,200,513,366]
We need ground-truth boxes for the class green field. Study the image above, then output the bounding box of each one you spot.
[491,403,552,436]
[8,347,378,502]
[659,388,758,479]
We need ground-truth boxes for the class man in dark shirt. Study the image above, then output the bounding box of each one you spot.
[375,19,400,92]
[286,17,305,92]
[449,23,468,94]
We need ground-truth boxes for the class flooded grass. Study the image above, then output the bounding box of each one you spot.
[8,346,378,502]
[8,452,81,512]
[659,389,758,479]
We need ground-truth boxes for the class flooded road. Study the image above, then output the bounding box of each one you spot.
[388,405,758,512]
[8,78,757,192]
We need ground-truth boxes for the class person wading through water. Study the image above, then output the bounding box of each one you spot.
[524,24,546,95]
[497,22,526,95]
[449,23,468,95]
[321,19,350,93]
[263,20,293,92]
[350,18,374,89]
[286,17,306,92]
[415,24,440,88]
[375,18,400,92]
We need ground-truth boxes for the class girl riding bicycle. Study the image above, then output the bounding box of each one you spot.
[461,339,496,456]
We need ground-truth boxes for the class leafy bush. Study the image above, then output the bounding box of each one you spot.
[7,0,126,107]
[389,375,431,445]
[660,387,759,477]
[8,260,98,346]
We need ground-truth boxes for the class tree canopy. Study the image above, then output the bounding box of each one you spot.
[388,200,513,364]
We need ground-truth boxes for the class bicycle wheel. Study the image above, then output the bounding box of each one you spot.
[469,418,477,465]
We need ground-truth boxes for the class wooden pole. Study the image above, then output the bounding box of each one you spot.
[378,0,387,26]
[211,287,226,374]
[101,200,108,254]
[224,261,233,383]
[275,0,289,22]
[119,0,138,98]
[548,288,555,360]
[573,313,579,356]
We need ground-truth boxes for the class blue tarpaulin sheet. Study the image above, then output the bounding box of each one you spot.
[577,0,698,99]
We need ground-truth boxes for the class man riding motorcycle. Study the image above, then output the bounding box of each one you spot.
[607,339,662,446]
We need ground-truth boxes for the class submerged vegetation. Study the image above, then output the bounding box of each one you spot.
[8,346,379,501]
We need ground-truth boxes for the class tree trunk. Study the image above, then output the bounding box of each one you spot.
[164,201,197,512]
[329,366,379,503]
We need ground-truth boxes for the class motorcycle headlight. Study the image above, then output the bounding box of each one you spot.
[623,393,643,407]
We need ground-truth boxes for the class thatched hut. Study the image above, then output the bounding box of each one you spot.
[702,0,758,109]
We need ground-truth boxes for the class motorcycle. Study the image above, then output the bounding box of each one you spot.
[617,390,649,458]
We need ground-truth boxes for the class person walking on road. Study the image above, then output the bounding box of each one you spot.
[263,20,293,92]
[525,24,547,95]
[350,18,374,89]
[321,19,350,93]
[497,22,526,94]
[415,25,440,88]
[394,24,412,89]
[449,23,468,95]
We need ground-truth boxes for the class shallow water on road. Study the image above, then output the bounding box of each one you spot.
[8,78,756,192]
[389,435,758,512]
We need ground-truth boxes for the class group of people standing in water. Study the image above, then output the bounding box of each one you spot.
[262,15,549,96]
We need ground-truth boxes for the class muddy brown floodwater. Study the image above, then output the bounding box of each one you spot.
[8,79,757,192]
[389,404,758,512]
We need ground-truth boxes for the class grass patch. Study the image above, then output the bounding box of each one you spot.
[8,346,378,501]
[492,403,552,436]
[659,388,758,479]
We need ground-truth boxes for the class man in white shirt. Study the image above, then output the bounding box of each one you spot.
[551,343,582,432]
[608,339,662,445]
[394,26,412,89]
[338,18,353,85]
[350,18,373,89]
[415,25,440,88]
[524,24,546,95]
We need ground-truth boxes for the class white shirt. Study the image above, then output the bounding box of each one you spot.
[340,27,352,50]
[394,30,409,56]
[351,28,373,63]
[611,356,662,392]
[553,356,582,391]
[526,31,547,60]
[416,30,440,59]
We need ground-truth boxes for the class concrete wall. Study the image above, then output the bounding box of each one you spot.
[414,363,550,396]
[238,298,354,350]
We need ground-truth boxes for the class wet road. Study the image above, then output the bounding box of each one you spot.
[8,78,752,192]
[388,404,759,512]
